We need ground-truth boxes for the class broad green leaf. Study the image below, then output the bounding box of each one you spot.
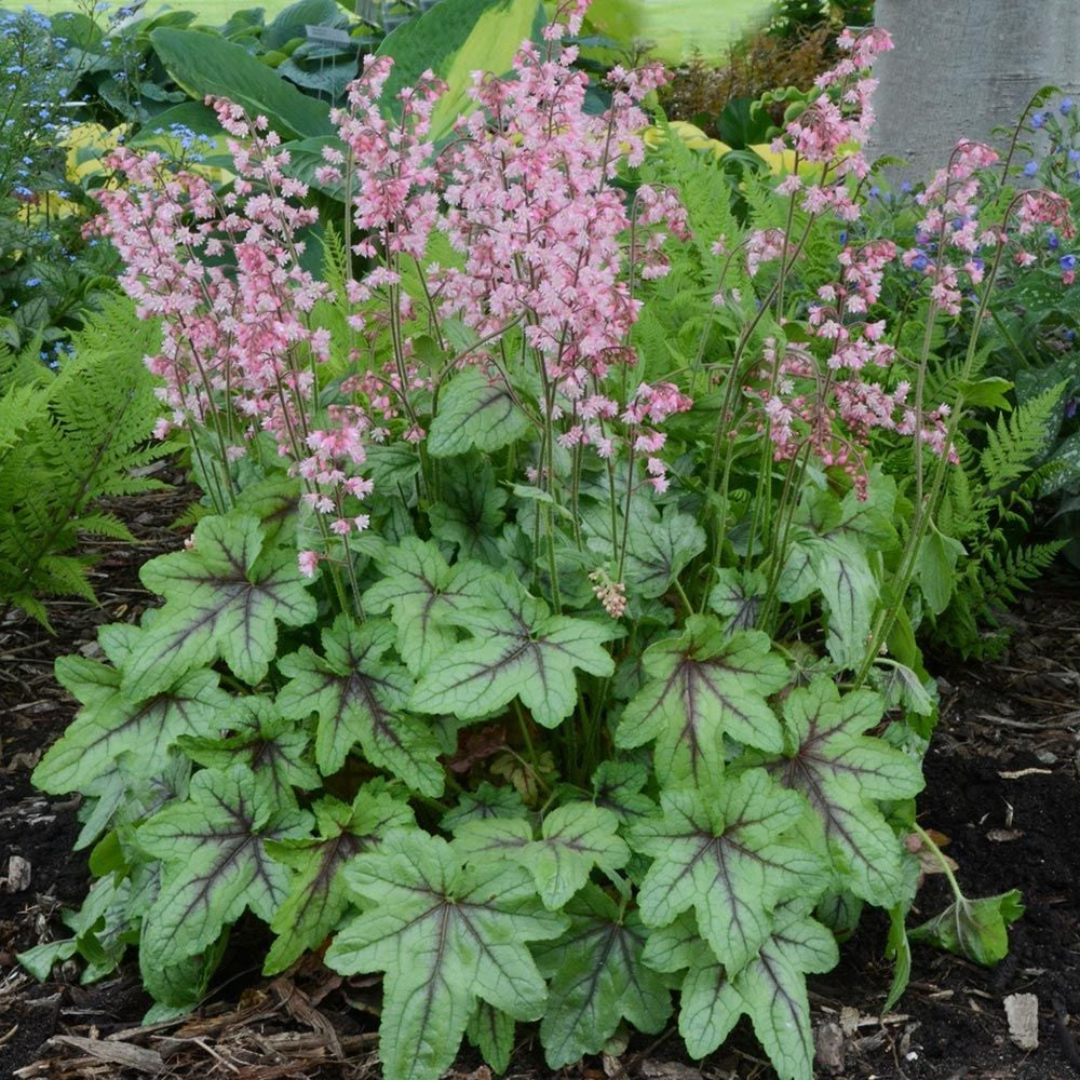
[277,614,444,795]
[915,530,966,615]
[377,0,545,142]
[178,695,320,810]
[411,579,618,728]
[325,830,567,1080]
[264,789,415,975]
[583,500,706,600]
[909,889,1024,967]
[591,761,656,827]
[428,461,509,563]
[122,513,317,698]
[617,617,787,786]
[137,765,312,991]
[150,27,334,140]
[707,567,766,632]
[631,769,825,972]
[428,366,532,457]
[362,538,496,676]
[771,678,924,906]
[34,646,229,801]
[534,884,671,1068]
[455,802,629,910]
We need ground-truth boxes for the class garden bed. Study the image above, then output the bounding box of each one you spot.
[2,487,1080,1080]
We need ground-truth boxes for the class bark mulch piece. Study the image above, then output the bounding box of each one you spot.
[3,485,1080,1079]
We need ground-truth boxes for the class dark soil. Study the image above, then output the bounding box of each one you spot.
[2,485,1080,1079]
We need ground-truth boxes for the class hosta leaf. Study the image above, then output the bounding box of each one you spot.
[362,537,496,676]
[325,830,567,1080]
[583,500,706,599]
[534,884,671,1068]
[276,615,444,795]
[122,512,316,698]
[631,769,825,972]
[770,677,924,906]
[137,765,312,990]
[427,366,532,457]
[411,579,618,728]
[617,617,787,786]
[455,803,630,910]
[179,695,319,809]
[264,788,415,975]
[34,648,229,800]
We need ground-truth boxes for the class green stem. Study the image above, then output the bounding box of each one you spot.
[912,822,963,901]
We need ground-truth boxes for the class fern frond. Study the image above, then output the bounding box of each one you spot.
[980,382,1064,492]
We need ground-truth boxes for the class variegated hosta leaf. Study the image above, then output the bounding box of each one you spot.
[630,769,825,972]
[179,695,320,810]
[276,614,444,795]
[645,902,838,1080]
[325,830,567,1080]
[534,884,671,1068]
[617,616,788,786]
[362,536,498,675]
[121,512,317,698]
[454,802,630,910]
[263,788,415,975]
[771,677,924,906]
[136,764,312,1002]
[411,579,619,728]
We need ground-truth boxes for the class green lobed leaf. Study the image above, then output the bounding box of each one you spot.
[631,769,825,972]
[455,802,630,910]
[121,512,317,699]
[325,830,567,1080]
[411,578,619,728]
[534,884,672,1068]
[137,764,312,999]
[427,366,533,458]
[769,678,924,906]
[467,1002,516,1073]
[909,889,1024,967]
[264,788,415,975]
[362,538,497,677]
[617,616,787,786]
[276,614,444,795]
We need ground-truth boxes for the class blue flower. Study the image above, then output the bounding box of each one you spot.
[1061,254,1078,272]
[1062,98,1074,115]
[26,277,40,287]
[1023,160,1039,178]
[912,253,930,272]
[1049,232,1060,250]
[1032,111,1047,129]
[838,230,848,245]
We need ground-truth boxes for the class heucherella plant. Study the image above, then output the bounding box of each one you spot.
[25,3,1077,1077]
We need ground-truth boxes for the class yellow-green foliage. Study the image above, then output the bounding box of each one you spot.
[0,296,169,629]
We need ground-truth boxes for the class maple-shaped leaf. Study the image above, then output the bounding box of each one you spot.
[410,579,618,728]
[909,888,1024,967]
[136,764,312,994]
[427,365,533,458]
[769,677,924,906]
[583,499,706,599]
[120,512,317,698]
[179,695,319,810]
[362,537,497,676]
[630,769,824,972]
[441,781,527,834]
[454,802,629,910]
[707,567,766,633]
[33,629,230,823]
[276,614,443,795]
[325,830,567,1080]
[263,788,415,975]
[591,761,657,827]
[647,901,838,1079]
[534,884,671,1068]
[617,617,787,786]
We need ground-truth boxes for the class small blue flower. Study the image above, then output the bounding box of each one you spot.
[1069,149,1080,164]
[1049,232,1061,250]
[1032,111,1047,129]
[1066,329,1077,342]
[1023,160,1039,177]
[1061,254,1078,272]
[1067,397,1078,418]
[25,277,41,287]
[838,230,848,245]
[1062,98,1074,115]
[900,179,912,194]
[868,185,880,199]
[912,253,930,272]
